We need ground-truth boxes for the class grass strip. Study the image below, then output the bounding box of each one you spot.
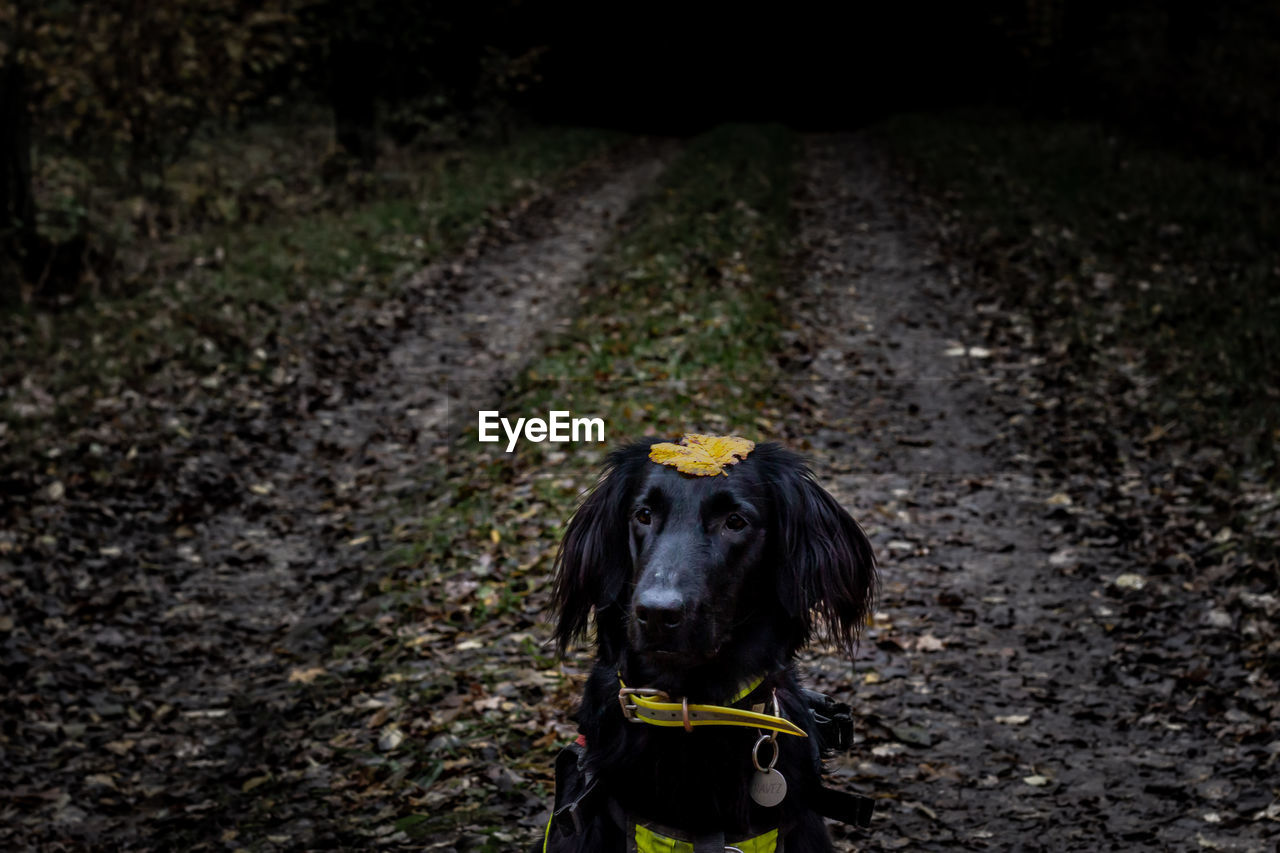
[345,123,800,844]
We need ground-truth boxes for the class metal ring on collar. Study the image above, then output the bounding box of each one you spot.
[751,733,779,773]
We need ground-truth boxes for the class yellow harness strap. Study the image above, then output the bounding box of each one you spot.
[617,676,807,738]
[546,812,779,853]
[634,822,779,853]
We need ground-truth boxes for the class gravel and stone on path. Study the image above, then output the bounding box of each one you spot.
[788,134,1275,853]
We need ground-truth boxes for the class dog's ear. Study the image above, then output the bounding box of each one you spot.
[763,446,877,654]
[551,443,648,655]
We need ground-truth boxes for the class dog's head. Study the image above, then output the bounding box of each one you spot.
[551,439,876,670]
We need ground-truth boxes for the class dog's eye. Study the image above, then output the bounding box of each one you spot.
[725,513,747,531]
[634,508,652,525]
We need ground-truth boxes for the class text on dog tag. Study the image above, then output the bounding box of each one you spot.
[749,768,787,807]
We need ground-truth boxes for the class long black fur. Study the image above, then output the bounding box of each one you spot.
[542,440,877,851]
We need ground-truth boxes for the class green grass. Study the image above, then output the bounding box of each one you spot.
[877,111,1280,467]
[201,126,624,304]
[1,124,623,438]
[519,123,796,426]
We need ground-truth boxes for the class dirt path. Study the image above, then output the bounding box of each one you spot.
[2,142,672,849]
[789,135,1275,852]
[182,147,671,646]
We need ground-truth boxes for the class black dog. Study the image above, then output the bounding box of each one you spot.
[539,437,877,852]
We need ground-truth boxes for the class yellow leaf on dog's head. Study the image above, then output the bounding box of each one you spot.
[648,434,756,476]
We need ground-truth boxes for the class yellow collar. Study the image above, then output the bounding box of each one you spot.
[616,675,807,738]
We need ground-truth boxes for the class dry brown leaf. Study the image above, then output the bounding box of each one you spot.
[916,633,946,652]
[287,666,326,684]
[242,774,271,793]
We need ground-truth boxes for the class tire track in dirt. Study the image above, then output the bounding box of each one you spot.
[3,142,674,848]
[187,147,673,642]
[788,134,1273,852]
[156,144,676,841]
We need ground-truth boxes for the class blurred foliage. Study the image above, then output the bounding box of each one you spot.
[0,0,548,299]
[984,0,1280,164]
[8,0,304,191]
[6,0,544,188]
[295,0,546,149]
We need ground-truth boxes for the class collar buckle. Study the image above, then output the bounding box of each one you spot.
[618,686,668,722]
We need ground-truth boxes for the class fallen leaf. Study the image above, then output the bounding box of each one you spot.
[891,725,933,747]
[86,773,118,790]
[242,774,271,793]
[1202,609,1232,629]
[649,434,755,476]
[378,726,405,751]
[944,345,991,358]
[287,667,326,684]
[1047,549,1076,568]
[916,633,946,652]
[104,739,136,755]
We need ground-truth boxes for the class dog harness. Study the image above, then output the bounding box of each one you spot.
[623,813,779,853]
[542,677,874,852]
[541,737,785,853]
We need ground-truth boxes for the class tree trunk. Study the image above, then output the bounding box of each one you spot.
[330,36,378,168]
[0,58,38,293]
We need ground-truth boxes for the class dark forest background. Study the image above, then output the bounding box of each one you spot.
[2,0,1278,298]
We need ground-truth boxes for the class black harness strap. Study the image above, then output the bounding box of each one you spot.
[815,785,876,830]
[693,831,727,853]
[802,688,854,756]
[605,797,743,853]
[551,741,603,837]
[804,690,875,829]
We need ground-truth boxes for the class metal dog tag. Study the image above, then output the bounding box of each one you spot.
[749,768,788,807]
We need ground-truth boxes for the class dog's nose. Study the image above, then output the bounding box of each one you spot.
[634,588,684,635]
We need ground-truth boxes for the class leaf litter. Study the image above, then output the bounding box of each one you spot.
[789,133,1277,852]
[2,125,1276,853]
[0,140,673,850]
